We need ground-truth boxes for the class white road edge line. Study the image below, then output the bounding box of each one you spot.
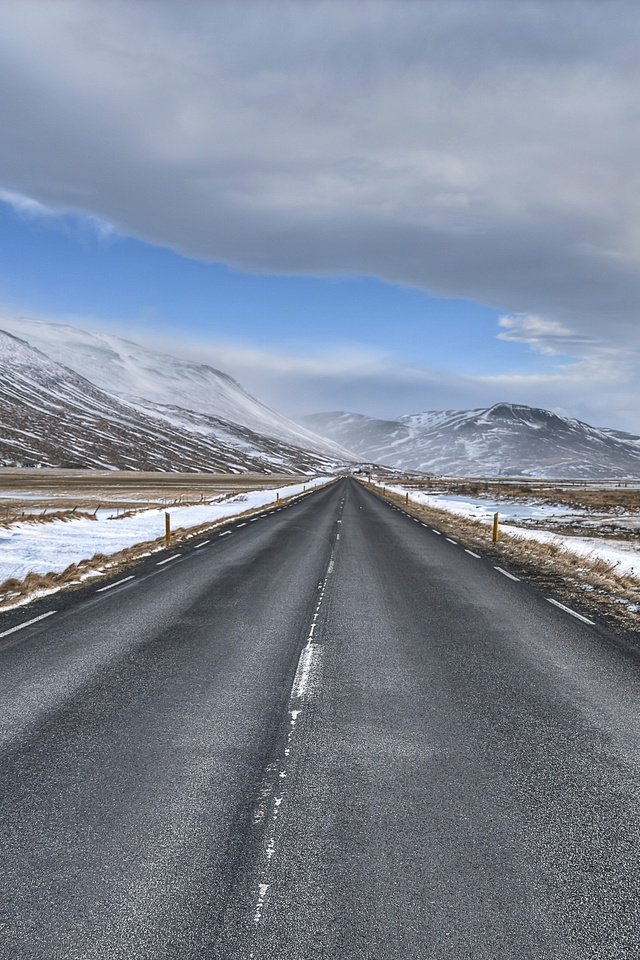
[445,538,457,545]
[547,597,595,625]
[465,549,481,559]
[194,540,210,549]
[96,576,135,592]
[157,555,180,566]
[494,566,520,581]
[237,522,248,528]
[0,610,57,638]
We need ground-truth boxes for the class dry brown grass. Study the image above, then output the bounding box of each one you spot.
[0,470,306,523]
[399,477,640,513]
[0,481,331,609]
[0,508,98,529]
[367,482,640,632]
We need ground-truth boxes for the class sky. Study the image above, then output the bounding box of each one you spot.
[0,0,639,430]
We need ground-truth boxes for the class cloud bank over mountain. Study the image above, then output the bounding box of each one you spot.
[1,1,639,427]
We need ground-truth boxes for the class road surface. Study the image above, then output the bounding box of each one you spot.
[1,478,640,958]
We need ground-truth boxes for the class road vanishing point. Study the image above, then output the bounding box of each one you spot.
[1,478,639,958]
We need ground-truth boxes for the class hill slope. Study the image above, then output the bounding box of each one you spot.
[303,404,640,479]
[1,316,350,461]
[0,331,347,473]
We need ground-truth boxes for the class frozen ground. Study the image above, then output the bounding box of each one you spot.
[388,485,640,580]
[0,478,329,583]
[415,492,582,522]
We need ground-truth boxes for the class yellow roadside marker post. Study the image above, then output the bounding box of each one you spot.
[492,512,499,543]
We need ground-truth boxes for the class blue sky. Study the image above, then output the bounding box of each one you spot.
[0,199,554,392]
[0,2,638,429]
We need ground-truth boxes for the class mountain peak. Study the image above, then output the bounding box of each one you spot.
[0,316,352,462]
[303,403,640,479]
[0,322,354,472]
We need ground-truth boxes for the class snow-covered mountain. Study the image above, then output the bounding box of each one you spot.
[0,329,350,473]
[0,316,350,463]
[303,404,640,479]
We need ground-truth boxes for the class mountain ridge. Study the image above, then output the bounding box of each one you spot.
[0,327,350,473]
[1,316,351,462]
[303,403,640,479]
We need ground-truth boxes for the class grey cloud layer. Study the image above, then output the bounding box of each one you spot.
[2,2,640,340]
[2,1,640,427]
[146,332,640,433]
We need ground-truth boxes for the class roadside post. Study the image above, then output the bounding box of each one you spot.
[405,492,409,504]
[492,512,499,542]
[165,512,171,546]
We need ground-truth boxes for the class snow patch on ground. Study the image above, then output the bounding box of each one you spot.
[410,492,581,523]
[388,485,640,580]
[0,478,330,582]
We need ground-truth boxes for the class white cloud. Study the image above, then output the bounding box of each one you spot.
[4,306,640,432]
[146,333,473,418]
[0,189,52,217]
[1,2,640,428]
[0,188,117,241]
[99,317,640,432]
[497,314,600,355]
[0,2,640,349]
[480,340,640,429]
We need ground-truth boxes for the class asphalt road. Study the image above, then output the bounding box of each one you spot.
[2,477,640,958]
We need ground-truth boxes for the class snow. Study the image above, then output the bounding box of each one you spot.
[0,316,351,460]
[309,404,640,478]
[0,478,331,584]
[501,526,640,578]
[402,491,581,523]
[0,327,349,473]
[388,484,640,579]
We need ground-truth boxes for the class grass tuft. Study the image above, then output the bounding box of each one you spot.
[367,482,640,631]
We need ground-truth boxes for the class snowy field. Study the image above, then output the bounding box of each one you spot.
[387,485,640,579]
[0,478,330,584]
[411,492,581,523]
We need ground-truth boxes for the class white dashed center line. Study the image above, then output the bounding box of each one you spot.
[194,540,210,549]
[494,566,520,581]
[249,528,339,928]
[465,549,481,559]
[156,555,180,566]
